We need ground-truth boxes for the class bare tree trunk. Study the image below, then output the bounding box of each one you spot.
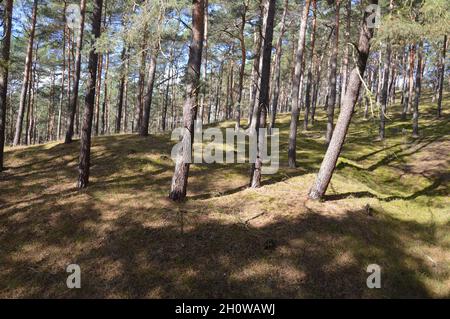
[250,0,276,188]
[311,26,334,124]
[412,42,423,138]
[199,0,208,123]
[77,0,103,189]
[169,0,205,201]
[140,51,158,136]
[135,27,148,133]
[0,0,13,171]
[64,0,86,143]
[248,20,262,127]
[57,1,67,141]
[325,0,340,144]
[123,51,130,133]
[303,0,317,131]
[236,0,248,129]
[309,0,377,200]
[340,0,351,106]
[379,43,391,140]
[287,0,311,168]
[269,0,288,130]
[116,45,128,133]
[101,52,109,135]
[437,35,447,118]
[407,44,416,115]
[13,0,37,146]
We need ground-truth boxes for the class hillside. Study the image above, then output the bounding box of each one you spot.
[1,95,449,298]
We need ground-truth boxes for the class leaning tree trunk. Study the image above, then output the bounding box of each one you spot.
[13,0,37,146]
[309,0,377,200]
[140,50,158,137]
[325,0,340,144]
[250,0,276,188]
[0,0,13,171]
[77,0,103,189]
[303,0,317,131]
[287,0,311,168]
[437,35,447,118]
[412,42,423,138]
[169,0,205,201]
[65,0,86,144]
[269,0,288,130]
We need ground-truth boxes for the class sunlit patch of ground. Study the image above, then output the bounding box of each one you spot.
[0,93,449,298]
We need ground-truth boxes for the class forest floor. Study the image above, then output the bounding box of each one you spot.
[1,93,449,298]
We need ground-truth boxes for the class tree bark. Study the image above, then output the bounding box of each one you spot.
[249,0,276,188]
[437,35,447,118]
[287,0,311,168]
[303,0,317,131]
[248,19,262,127]
[325,0,340,144]
[169,0,205,201]
[412,42,423,138]
[407,44,416,115]
[236,0,248,129]
[0,0,13,171]
[140,51,158,136]
[57,1,67,141]
[64,0,86,143]
[340,0,351,106]
[116,45,128,133]
[13,0,37,146]
[77,0,103,189]
[309,0,377,200]
[269,0,288,130]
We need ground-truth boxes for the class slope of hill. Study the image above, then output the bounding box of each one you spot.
[1,96,449,298]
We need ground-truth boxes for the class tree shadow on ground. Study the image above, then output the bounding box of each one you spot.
[0,196,443,298]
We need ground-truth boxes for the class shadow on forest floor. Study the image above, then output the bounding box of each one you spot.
[0,93,449,298]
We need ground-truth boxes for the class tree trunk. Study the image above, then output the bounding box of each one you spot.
[77,0,103,189]
[379,43,391,140]
[13,0,37,146]
[340,0,351,106]
[0,0,13,171]
[412,42,423,138]
[437,35,447,118]
[140,51,158,136]
[269,0,288,130]
[311,26,334,124]
[94,58,103,135]
[116,45,128,133]
[135,27,148,132]
[101,52,109,135]
[249,0,276,188]
[57,1,67,141]
[309,0,377,200]
[303,0,317,131]
[248,20,262,127]
[287,0,311,168]
[325,0,340,144]
[64,0,86,143]
[169,0,205,201]
[236,0,248,129]
[407,44,416,114]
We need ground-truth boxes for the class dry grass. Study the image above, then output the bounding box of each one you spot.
[0,93,449,298]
